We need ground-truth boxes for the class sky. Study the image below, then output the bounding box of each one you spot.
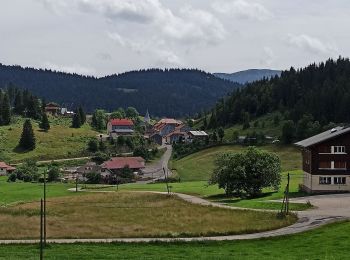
[0,0,349,77]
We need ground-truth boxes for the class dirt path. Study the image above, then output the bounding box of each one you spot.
[0,191,348,244]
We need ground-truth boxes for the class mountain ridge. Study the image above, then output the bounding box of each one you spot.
[214,69,282,84]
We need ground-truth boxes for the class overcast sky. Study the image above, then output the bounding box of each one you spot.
[0,0,348,76]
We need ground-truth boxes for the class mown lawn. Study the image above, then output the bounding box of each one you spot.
[0,221,349,259]
[171,144,301,181]
[0,192,295,239]
[0,117,98,163]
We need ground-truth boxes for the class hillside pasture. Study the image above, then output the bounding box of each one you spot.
[171,144,301,181]
[0,117,98,163]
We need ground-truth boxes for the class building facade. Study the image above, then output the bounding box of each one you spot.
[107,119,134,138]
[295,127,350,193]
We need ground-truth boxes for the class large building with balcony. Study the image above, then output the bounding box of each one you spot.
[295,126,350,193]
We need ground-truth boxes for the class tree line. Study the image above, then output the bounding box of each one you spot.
[0,64,240,117]
[205,57,350,142]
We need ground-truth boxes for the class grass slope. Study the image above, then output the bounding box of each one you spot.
[172,144,301,181]
[0,117,98,163]
[0,221,349,259]
[0,192,294,239]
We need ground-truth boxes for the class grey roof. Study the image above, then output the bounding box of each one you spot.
[188,131,208,136]
[294,126,350,147]
[111,129,134,133]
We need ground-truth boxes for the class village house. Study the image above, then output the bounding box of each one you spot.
[152,118,183,137]
[295,126,350,194]
[107,119,134,138]
[75,162,112,181]
[165,131,186,144]
[187,131,208,142]
[45,102,60,116]
[0,162,16,176]
[101,157,145,175]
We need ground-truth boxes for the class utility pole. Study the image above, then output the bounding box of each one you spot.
[43,169,47,245]
[40,198,44,260]
[163,167,170,195]
[75,173,78,192]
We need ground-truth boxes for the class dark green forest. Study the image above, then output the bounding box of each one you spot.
[0,64,240,117]
[207,57,350,142]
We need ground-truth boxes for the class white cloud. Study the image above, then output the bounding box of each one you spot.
[286,34,338,55]
[43,62,95,75]
[212,0,273,21]
[260,46,276,66]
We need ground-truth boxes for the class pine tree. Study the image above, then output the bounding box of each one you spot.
[14,91,24,115]
[0,93,11,125]
[72,109,82,128]
[39,113,50,131]
[19,119,36,150]
[78,106,86,124]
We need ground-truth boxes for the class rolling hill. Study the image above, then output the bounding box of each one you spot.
[214,69,281,84]
[0,64,240,117]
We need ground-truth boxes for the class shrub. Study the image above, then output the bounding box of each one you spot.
[88,139,99,152]
[7,172,17,182]
[86,172,101,184]
[47,165,61,182]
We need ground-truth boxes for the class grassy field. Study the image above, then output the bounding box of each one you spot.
[0,192,295,239]
[0,220,348,259]
[0,176,81,205]
[0,117,98,163]
[172,144,301,181]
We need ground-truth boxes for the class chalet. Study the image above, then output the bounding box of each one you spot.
[45,102,60,116]
[165,131,186,144]
[152,118,182,137]
[187,131,208,142]
[0,162,16,176]
[107,119,134,138]
[101,157,145,175]
[295,126,350,194]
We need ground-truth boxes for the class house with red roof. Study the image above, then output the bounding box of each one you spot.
[0,162,16,176]
[101,157,145,175]
[107,119,134,138]
[152,118,183,137]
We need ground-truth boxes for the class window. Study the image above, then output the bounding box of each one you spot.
[319,161,331,169]
[333,146,346,154]
[319,177,332,184]
[334,177,346,185]
[334,161,346,169]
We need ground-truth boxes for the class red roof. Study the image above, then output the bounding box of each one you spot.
[0,162,16,171]
[109,119,134,126]
[102,157,145,170]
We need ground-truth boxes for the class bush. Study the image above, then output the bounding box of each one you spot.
[7,172,17,182]
[47,165,61,182]
[15,160,40,182]
[91,152,110,165]
[86,172,101,184]
[88,139,99,152]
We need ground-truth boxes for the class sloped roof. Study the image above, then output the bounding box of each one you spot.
[188,131,208,136]
[0,162,16,170]
[294,126,350,148]
[109,119,134,126]
[157,118,182,125]
[102,157,145,170]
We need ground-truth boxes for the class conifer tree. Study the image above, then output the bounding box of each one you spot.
[14,91,24,115]
[78,105,86,124]
[19,119,36,150]
[0,93,11,125]
[72,109,82,128]
[39,113,50,131]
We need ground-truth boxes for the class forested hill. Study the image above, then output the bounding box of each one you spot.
[207,57,350,133]
[0,64,240,117]
[214,69,281,84]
